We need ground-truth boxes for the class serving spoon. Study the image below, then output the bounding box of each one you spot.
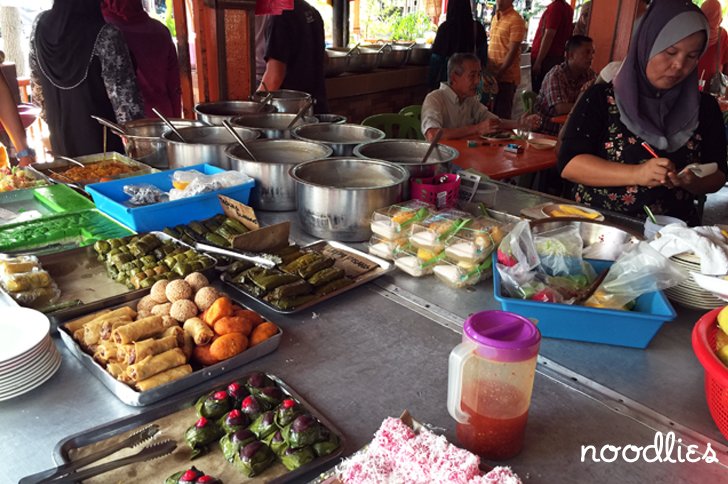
[152,108,186,142]
[222,119,258,161]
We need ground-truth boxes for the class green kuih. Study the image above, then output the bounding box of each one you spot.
[285,414,321,448]
[280,445,315,471]
[256,386,284,410]
[195,390,232,419]
[264,429,288,456]
[234,440,276,477]
[185,417,223,459]
[313,426,340,457]
[244,372,275,394]
[274,399,302,427]
[219,408,250,434]
[249,410,278,439]
[165,466,222,484]
[220,428,257,463]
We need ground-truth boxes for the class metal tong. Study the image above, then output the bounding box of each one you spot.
[19,424,160,483]
[195,242,281,269]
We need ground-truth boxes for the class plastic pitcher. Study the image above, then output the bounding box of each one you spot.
[447,310,541,460]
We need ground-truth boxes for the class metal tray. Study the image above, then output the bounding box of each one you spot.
[221,240,393,314]
[28,152,157,190]
[58,307,282,406]
[23,373,344,483]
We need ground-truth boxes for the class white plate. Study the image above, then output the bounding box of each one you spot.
[0,337,50,372]
[0,308,50,363]
[540,203,605,222]
[691,273,728,301]
[0,348,60,391]
[527,138,557,150]
[0,353,61,401]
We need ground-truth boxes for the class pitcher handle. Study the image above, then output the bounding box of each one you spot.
[447,341,474,424]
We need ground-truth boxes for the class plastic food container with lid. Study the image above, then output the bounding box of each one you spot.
[370,199,434,240]
[409,209,472,253]
[444,216,508,265]
[393,245,441,277]
[433,258,492,289]
[368,235,407,261]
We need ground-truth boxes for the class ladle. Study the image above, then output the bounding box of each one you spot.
[421,129,443,164]
[152,108,186,142]
[91,115,125,137]
[222,119,258,161]
[257,91,274,111]
[286,99,314,129]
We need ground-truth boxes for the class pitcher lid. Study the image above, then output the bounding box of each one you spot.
[463,310,540,361]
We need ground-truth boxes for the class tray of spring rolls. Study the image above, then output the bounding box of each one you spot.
[57,282,283,406]
[0,231,217,331]
[220,241,393,314]
[20,372,343,483]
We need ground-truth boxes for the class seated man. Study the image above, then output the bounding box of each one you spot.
[421,53,534,141]
[535,35,596,136]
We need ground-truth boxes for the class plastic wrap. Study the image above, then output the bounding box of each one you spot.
[433,258,492,288]
[370,200,434,240]
[169,171,252,201]
[444,216,508,265]
[533,225,584,276]
[123,184,168,206]
[409,209,472,253]
[0,254,39,275]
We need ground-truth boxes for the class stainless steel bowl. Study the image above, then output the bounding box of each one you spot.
[194,101,276,125]
[407,43,432,65]
[530,218,643,261]
[230,113,318,139]
[226,139,333,211]
[329,47,381,73]
[290,157,409,241]
[314,113,348,124]
[325,49,350,77]
[292,123,386,156]
[120,118,206,169]
[366,43,410,68]
[163,126,260,169]
[353,139,459,197]
[251,89,313,115]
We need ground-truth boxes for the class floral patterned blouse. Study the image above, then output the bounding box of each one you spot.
[558,83,727,224]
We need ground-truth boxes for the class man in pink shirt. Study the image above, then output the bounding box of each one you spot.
[530,0,574,93]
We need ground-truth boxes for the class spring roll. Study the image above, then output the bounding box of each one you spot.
[117,343,134,365]
[135,364,192,392]
[106,360,129,379]
[135,335,179,362]
[94,341,118,363]
[182,317,214,345]
[100,317,135,341]
[83,315,132,348]
[126,347,187,382]
[73,328,84,343]
[162,325,185,347]
[64,308,111,333]
[112,316,165,344]
[182,331,195,360]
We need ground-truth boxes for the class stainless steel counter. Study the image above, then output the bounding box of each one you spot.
[3,182,728,483]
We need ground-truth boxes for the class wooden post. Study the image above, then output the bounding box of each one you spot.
[587,0,641,72]
[172,0,194,118]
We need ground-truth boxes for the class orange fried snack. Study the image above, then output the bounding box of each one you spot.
[192,344,220,366]
[210,332,248,360]
[250,322,279,347]
[214,316,253,337]
[203,296,234,326]
[235,309,264,328]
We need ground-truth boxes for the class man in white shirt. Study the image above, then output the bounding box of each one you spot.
[421,53,535,141]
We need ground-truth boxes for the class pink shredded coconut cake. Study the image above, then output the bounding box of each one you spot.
[335,417,522,484]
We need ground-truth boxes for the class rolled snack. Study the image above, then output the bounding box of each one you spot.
[94,341,118,363]
[135,364,192,392]
[127,347,187,382]
[135,335,179,362]
[100,317,135,341]
[117,343,134,365]
[84,316,132,348]
[162,325,186,347]
[183,317,214,345]
[182,331,195,360]
[72,328,84,343]
[112,316,165,344]
[64,308,111,333]
[106,360,129,379]
[66,306,136,334]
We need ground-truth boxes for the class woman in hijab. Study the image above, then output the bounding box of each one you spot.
[102,0,181,118]
[29,0,143,157]
[697,0,728,92]
[428,0,487,90]
[558,0,727,224]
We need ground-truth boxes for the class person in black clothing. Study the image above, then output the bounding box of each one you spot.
[259,0,328,113]
[428,0,487,91]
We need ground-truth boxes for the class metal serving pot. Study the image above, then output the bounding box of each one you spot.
[325,49,350,77]
[314,113,348,124]
[328,46,381,73]
[365,43,411,68]
[119,118,206,169]
[226,139,333,211]
[194,101,276,126]
[251,90,313,115]
[163,126,260,169]
[230,113,318,139]
[353,139,459,197]
[291,123,385,156]
[289,157,409,241]
[407,43,432,65]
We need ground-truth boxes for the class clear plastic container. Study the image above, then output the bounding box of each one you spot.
[370,199,434,240]
[0,254,39,275]
[472,182,499,206]
[409,209,472,253]
[368,235,407,261]
[444,216,508,265]
[1,270,53,293]
[433,260,487,288]
[393,245,441,277]
[643,215,687,240]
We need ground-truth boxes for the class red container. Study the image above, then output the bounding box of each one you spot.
[410,174,460,209]
[692,307,728,440]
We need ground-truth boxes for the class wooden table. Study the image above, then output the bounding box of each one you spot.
[550,114,569,124]
[441,134,558,179]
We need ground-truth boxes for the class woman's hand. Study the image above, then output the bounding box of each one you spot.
[635,157,674,187]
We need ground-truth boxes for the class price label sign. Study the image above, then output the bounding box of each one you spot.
[218,194,259,231]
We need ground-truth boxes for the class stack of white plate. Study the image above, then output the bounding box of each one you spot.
[665,253,726,310]
[0,307,61,401]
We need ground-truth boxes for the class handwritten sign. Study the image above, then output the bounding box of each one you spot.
[218,195,259,231]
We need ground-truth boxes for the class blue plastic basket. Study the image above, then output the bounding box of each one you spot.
[85,164,254,233]
[492,257,677,349]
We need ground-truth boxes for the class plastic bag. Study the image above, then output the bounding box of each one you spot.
[534,225,584,276]
[169,171,251,201]
[123,183,168,206]
[584,242,688,310]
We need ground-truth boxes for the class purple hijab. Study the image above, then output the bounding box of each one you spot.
[613,0,709,152]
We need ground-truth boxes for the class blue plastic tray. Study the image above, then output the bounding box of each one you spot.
[85,164,254,233]
[492,257,677,349]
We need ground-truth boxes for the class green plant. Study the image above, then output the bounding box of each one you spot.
[390,12,433,41]
[165,0,176,38]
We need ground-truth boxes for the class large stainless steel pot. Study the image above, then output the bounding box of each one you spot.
[364,43,411,68]
[194,101,276,126]
[230,113,318,139]
[163,126,260,169]
[325,49,350,77]
[251,90,313,115]
[328,46,381,73]
[353,139,459,197]
[290,157,408,241]
[226,139,333,211]
[407,43,432,65]
[119,118,206,169]
[291,123,385,156]
[314,113,347,124]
